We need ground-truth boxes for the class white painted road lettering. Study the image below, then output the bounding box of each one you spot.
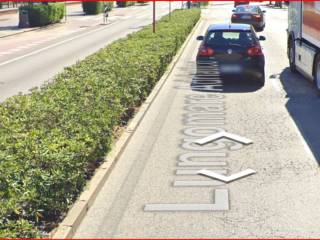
[145,62,254,212]
[195,131,253,146]
[198,169,256,183]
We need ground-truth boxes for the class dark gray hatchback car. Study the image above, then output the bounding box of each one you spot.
[196,23,266,85]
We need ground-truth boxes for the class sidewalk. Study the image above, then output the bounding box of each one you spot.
[0,2,84,38]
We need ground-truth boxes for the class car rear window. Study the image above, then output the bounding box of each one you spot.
[206,30,256,46]
[235,6,259,13]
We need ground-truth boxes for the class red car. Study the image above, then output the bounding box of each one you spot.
[234,1,250,7]
[231,5,266,32]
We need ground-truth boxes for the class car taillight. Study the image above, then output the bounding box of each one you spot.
[198,46,214,57]
[232,14,239,19]
[253,14,262,20]
[247,45,263,56]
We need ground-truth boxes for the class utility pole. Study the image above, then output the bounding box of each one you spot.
[153,1,156,33]
[169,1,171,20]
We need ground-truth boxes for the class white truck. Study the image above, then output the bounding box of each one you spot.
[287,1,320,91]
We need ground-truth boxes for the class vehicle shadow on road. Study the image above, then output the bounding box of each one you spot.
[222,77,264,93]
[190,75,263,93]
[279,67,320,164]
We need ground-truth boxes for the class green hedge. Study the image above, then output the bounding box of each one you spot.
[0,8,200,237]
[82,2,113,15]
[199,1,209,7]
[82,2,103,14]
[116,1,135,7]
[19,3,65,27]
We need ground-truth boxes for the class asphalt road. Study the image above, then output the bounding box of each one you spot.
[0,2,181,102]
[74,2,320,238]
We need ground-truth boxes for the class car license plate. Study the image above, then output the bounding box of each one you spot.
[220,65,242,73]
[241,15,251,19]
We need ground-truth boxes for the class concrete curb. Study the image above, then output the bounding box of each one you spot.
[51,14,203,239]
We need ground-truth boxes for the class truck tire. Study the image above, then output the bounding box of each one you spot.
[288,39,296,73]
[314,55,320,93]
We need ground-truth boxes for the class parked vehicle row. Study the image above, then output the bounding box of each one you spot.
[217,1,320,93]
[196,3,266,86]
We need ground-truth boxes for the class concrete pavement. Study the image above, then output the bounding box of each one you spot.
[73,2,320,238]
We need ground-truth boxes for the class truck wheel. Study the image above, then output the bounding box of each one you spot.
[314,55,320,93]
[288,41,296,73]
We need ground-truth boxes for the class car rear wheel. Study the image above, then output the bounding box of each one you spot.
[314,55,320,93]
[288,40,296,73]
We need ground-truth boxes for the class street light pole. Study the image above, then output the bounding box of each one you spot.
[169,1,171,20]
[153,1,156,33]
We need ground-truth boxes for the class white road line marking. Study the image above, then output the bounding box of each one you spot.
[0,21,117,67]
[176,169,227,175]
[173,180,224,186]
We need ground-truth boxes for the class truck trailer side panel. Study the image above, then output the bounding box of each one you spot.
[288,1,320,89]
[302,2,320,48]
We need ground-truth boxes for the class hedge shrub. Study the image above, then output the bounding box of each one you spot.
[199,1,209,7]
[0,8,200,237]
[82,2,113,15]
[116,1,135,8]
[82,2,103,14]
[19,3,65,27]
